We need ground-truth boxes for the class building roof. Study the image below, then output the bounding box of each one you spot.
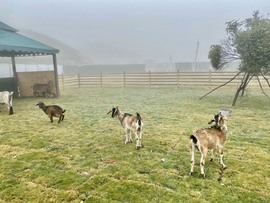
[0,21,18,32]
[0,22,59,57]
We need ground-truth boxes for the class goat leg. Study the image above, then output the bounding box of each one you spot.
[124,128,129,144]
[139,130,143,148]
[210,149,216,161]
[219,147,226,169]
[128,130,132,143]
[200,149,207,178]
[135,132,140,149]
[190,143,195,175]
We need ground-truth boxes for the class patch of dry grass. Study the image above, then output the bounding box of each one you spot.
[0,86,269,202]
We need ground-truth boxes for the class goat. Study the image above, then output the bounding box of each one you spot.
[107,106,143,149]
[33,80,55,98]
[0,91,14,115]
[36,102,65,123]
[190,112,228,178]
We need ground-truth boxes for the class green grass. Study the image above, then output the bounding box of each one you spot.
[0,86,269,203]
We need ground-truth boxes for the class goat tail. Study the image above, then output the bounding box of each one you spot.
[136,112,142,131]
[62,110,66,113]
[190,135,197,144]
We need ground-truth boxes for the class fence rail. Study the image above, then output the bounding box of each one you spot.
[58,71,269,89]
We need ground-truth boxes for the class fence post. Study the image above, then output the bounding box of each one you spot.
[149,71,151,88]
[177,69,180,89]
[123,71,126,87]
[78,73,80,87]
[100,72,103,87]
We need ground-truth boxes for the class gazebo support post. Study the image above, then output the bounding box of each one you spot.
[52,54,60,97]
[11,56,19,97]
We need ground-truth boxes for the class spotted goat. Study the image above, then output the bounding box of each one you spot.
[107,106,143,149]
[190,112,228,178]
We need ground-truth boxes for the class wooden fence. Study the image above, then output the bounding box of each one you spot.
[58,71,268,89]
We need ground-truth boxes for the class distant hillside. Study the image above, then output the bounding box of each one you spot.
[17,30,92,65]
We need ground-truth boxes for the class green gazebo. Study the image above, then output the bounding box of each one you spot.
[0,22,60,97]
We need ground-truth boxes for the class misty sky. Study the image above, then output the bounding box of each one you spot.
[1,0,270,64]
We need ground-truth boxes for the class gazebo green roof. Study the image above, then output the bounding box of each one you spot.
[0,22,59,57]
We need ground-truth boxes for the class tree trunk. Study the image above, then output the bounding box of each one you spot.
[240,73,253,97]
[232,85,242,106]
[232,72,252,106]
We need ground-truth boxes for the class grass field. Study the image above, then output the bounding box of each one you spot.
[0,86,269,203]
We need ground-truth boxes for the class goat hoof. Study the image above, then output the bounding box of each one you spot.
[136,146,141,150]
[210,158,214,162]
[190,172,193,176]
[199,174,206,178]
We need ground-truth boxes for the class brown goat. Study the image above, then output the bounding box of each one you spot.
[36,102,65,123]
[190,113,228,178]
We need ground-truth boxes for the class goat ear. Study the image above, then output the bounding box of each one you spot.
[208,119,214,124]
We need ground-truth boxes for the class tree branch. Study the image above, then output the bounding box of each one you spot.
[218,38,241,69]
[256,76,270,99]
[199,71,242,100]
[260,72,270,88]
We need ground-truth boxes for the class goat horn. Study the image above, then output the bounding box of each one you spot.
[107,110,112,115]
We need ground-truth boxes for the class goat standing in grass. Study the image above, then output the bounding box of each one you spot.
[0,91,14,115]
[36,102,65,123]
[107,106,143,149]
[190,113,228,178]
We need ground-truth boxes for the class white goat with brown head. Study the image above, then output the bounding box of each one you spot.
[190,112,228,178]
[107,106,143,149]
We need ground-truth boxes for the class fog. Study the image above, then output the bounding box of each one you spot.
[1,0,269,64]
